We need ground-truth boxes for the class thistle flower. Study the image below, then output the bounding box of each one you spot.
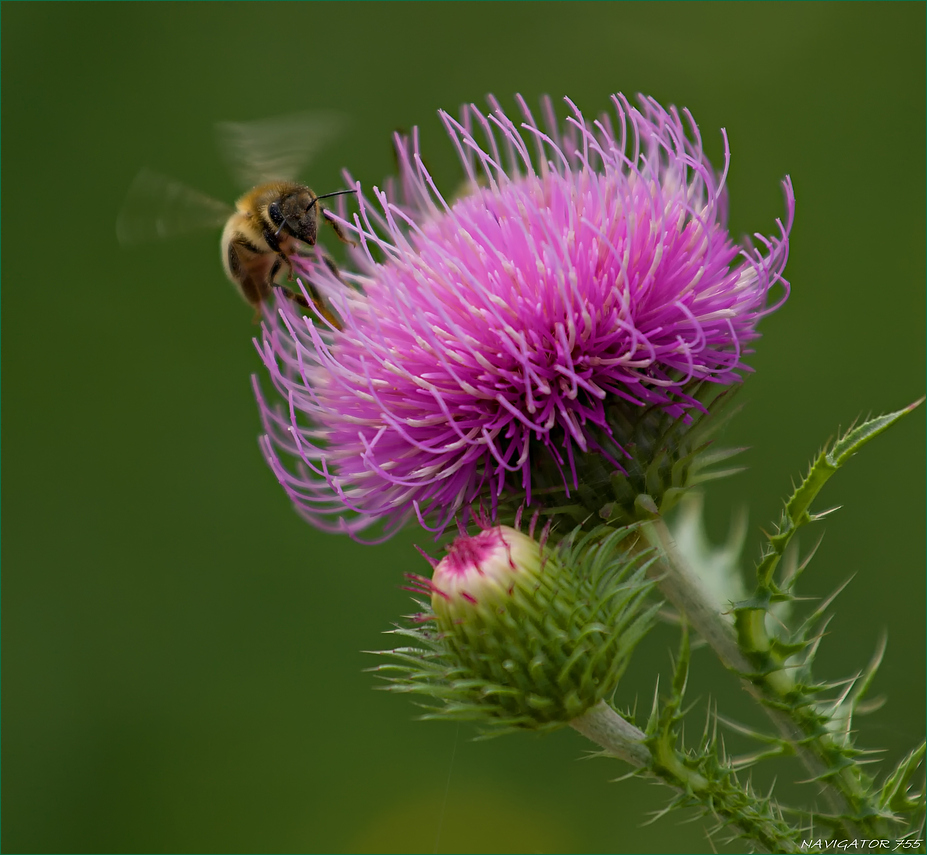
[255,93,794,538]
[373,524,658,734]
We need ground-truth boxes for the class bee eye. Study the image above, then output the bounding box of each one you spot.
[267,201,284,226]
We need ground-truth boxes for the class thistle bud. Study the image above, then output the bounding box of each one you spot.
[430,526,542,627]
[377,525,659,734]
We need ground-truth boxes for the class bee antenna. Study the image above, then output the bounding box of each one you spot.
[313,188,358,203]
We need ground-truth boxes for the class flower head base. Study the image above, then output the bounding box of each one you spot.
[255,93,794,538]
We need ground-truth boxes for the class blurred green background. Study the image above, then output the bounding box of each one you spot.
[3,3,924,853]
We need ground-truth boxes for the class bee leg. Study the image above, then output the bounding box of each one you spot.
[279,252,296,282]
[283,282,341,330]
[260,225,293,276]
[321,253,349,286]
[275,261,341,330]
[265,256,306,308]
[279,285,310,309]
[322,210,358,248]
[263,225,284,256]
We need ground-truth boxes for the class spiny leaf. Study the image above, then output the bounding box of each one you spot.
[728,402,923,838]
[879,742,926,814]
[756,399,922,590]
[828,399,924,467]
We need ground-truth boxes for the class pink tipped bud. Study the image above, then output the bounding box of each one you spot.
[393,525,657,731]
[430,526,542,624]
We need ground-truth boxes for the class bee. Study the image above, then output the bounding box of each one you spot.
[220,181,356,323]
[117,112,356,325]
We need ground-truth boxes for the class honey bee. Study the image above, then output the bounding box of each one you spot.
[220,181,356,322]
[117,112,356,325]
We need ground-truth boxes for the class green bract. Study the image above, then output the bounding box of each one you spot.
[372,525,660,736]
[492,386,746,533]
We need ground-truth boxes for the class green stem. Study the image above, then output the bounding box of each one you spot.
[569,698,651,768]
[571,701,803,854]
[640,517,864,837]
[641,516,899,837]
[735,602,882,830]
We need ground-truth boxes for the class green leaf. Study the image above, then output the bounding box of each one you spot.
[729,400,923,839]
[757,399,922,590]
[828,398,924,467]
[879,741,926,815]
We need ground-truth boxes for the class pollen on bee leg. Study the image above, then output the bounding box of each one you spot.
[279,285,310,309]
[321,253,348,285]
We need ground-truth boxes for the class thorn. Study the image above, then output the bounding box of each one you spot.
[764,608,791,637]
[609,769,642,784]
[822,673,860,719]
[809,505,842,521]
[810,575,856,621]
[716,713,789,745]
[766,776,778,800]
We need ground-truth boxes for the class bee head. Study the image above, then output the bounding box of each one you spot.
[267,188,319,244]
[267,187,357,246]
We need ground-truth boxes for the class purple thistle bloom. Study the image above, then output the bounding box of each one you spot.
[255,93,795,538]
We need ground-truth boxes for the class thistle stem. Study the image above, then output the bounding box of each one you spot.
[640,516,876,837]
[569,699,651,768]
[571,701,802,854]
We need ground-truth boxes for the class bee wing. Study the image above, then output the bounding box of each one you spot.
[216,111,347,188]
[116,168,233,245]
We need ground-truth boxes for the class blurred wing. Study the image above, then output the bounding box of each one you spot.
[116,168,233,245]
[216,111,347,188]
